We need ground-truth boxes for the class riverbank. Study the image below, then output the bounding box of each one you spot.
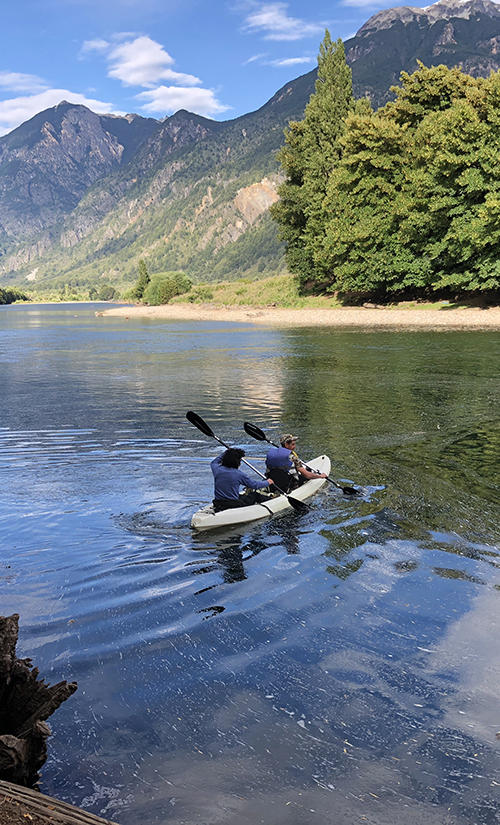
[100,302,500,329]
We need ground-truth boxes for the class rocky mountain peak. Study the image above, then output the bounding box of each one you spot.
[0,103,159,238]
[357,0,500,35]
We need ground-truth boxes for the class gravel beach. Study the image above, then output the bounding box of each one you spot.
[100,302,500,329]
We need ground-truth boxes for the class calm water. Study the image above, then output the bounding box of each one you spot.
[1,303,500,825]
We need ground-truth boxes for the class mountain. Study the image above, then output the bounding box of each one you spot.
[0,72,315,289]
[0,103,158,243]
[1,0,500,293]
[346,0,500,108]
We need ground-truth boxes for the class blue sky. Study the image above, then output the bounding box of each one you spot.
[0,0,439,136]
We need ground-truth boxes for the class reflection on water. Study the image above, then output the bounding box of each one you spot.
[1,304,500,824]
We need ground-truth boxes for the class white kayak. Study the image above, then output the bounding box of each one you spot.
[191,454,331,531]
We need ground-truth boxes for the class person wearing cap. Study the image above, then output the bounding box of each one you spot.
[265,434,327,493]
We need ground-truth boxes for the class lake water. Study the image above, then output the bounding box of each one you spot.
[1,303,500,825]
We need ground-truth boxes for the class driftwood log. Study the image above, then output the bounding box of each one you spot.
[0,614,77,787]
[0,780,120,825]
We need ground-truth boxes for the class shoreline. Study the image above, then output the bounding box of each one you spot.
[99,302,500,329]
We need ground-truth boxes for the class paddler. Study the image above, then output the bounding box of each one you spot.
[211,448,271,512]
[266,434,327,493]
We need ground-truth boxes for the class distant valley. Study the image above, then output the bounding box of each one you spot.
[2,0,500,295]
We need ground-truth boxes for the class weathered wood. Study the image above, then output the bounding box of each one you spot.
[0,779,119,825]
[0,615,77,787]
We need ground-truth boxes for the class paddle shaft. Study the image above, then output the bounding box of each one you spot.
[208,432,270,484]
[243,421,359,495]
[186,411,308,509]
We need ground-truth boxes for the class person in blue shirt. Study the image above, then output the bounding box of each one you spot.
[211,448,271,512]
[266,434,327,493]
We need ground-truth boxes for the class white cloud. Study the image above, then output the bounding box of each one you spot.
[270,56,314,66]
[0,72,49,93]
[136,85,230,117]
[243,53,269,65]
[79,38,110,55]
[243,53,314,68]
[79,33,231,117]
[107,36,201,87]
[242,3,323,40]
[0,90,118,137]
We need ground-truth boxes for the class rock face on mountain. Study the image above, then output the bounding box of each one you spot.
[356,0,500,37]
[0,103,158,240]
[1,0,500,290]
[346,0,500,106]
[129,109,220,177]
[358,0,500,34]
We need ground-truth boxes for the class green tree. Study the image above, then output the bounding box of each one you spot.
[0,287,28,304]
[316,64,500,296]
[97,284,116,301]
[270,31,356,287]
[133,258,150,300]
[143,271,192,305]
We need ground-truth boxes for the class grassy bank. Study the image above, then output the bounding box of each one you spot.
[170,274,476,311]
[13,272,495,310]
[170,274,341,309]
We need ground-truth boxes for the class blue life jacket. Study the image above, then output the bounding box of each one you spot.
[266,446,293,471]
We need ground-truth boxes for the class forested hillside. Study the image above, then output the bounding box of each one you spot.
[0,72,316,295]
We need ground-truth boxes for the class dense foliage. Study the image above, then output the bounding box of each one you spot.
[89,284,117,301]
[142,271,192,305]
[273,45,500,297]
[0,286,28,304]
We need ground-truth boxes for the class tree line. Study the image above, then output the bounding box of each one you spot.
[271,32,500,300]
[0,286,28,304]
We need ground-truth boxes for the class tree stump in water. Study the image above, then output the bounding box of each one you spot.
[0,614,77,787]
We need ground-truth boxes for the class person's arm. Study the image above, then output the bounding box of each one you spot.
[293,453,327,479]
[239,470,271,490]
[211,455,223,471]
[297,464,327,479]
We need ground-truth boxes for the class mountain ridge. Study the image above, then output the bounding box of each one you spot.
[358,0,500,34]
[0,103,158,241]
[0,69,315,286]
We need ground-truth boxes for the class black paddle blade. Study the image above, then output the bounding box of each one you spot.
[186,411,215,438]
[286,495,310,512]
[342,485,361,496]
[243,421,267,442]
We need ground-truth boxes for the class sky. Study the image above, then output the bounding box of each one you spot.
[0,0,454,137]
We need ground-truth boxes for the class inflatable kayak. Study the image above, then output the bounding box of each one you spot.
[191,454,331,531]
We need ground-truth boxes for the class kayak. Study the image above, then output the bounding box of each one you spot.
[191,454,331,531]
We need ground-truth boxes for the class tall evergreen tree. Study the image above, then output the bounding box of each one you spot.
[133,258,150,300]
[271,31,356,288]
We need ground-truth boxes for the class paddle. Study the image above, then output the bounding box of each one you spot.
[186,411,309,512]
[243,421,362,496]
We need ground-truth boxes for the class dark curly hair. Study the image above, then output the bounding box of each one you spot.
[220,448,245,468]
